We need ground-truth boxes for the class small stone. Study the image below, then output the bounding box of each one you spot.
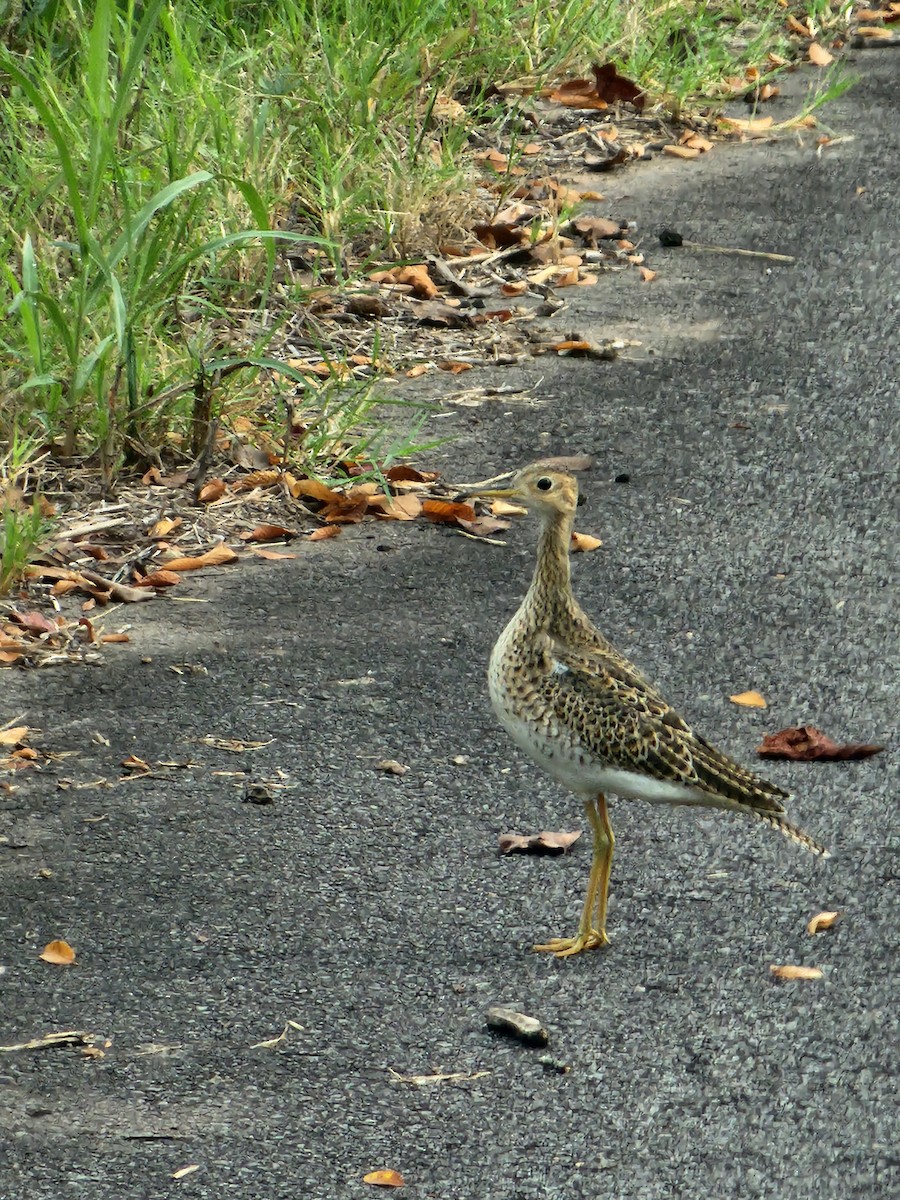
[486,1006,549,1047]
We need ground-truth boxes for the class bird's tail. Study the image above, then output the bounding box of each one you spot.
[751,808,831,858]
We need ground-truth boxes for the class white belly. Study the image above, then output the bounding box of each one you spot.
[488,633,712,807]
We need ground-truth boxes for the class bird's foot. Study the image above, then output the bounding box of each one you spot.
[533,928,609,958]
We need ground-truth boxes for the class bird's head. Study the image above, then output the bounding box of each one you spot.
[460,462,580,519]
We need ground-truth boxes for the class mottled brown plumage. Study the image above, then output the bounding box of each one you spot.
[466,462,829,956]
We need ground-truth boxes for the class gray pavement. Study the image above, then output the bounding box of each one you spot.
[2,52,898,1200]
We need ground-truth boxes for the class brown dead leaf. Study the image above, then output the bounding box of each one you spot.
[663,144,700,160]
[370,264,438,298]
[10,610,58,636]
[437,360,474,374]
[571,215,622,241]
[405,363,430,378]
[769,964,823,981]
[590,62,646,110]
[548,340,594,354]
[787,14,812,35]
[490,499,528,517]
[363,1170,404,1188]
[757,726,884,761]
[855,25,896,37]
[0,725,29,746]
[149,517,181,539]
[719,115,774,133]
[375,760,408,776]
[133,569,180,589]
[501,281,529,296]
[164,544,238,572]
[121,754,151,774]
[99,633,130,644]
[807,911,841,935]
[729,690,767,709]
[289,477,339,503]
[308,526,342,541]
[239,524,297,544]
[571,531,602,553]
[368,493,423,521]
[422,499,476,525]
[250,548,297,560]
[547,78,608,110]
[473,221,529,248]
[638,267,657,282]
[681,132,714,152]
[385,466,437,484]
[40,939,76,965]
[457,516,510,539]
[807,42,834,66]
[499,830,582,855]
[197,479,227,504]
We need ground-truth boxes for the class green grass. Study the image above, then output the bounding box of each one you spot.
[0,0,852,479]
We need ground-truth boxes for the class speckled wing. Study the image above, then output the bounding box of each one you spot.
[542,633,789,814]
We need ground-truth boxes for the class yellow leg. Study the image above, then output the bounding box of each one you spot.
[534,794,614,958]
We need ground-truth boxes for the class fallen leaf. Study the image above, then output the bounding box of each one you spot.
[638,267,657,282]
[133,569,180,589]
[367,493,423,521]
[422,499,476,525]
[0,726,29,746]
[10,610,58,636]
[769,964,823,981]
[549,340,594,354]
[490,499,528,517]
[197,479,227,504]
[289,477,340,503]
[808,42,834,66]
[99,633,130,644]
[40,939,76,965]
[363,1170,405,1188]
[719,115,774,133]
[457,516,510,539]
[807,911,840,935]
[663,144,700,160]
[548,77,608,110]
[308,526,342,541]
[501,281,529,296]
[499,830,582,855]
[757,726,884,761]
[437,360,474,374]
[171,1165,200,1180]
[787,15,812,35]
[590,62,646,110]
[384,466,434,484]
[239,524,297,543]
[571,531,602,553]
[251,547,296,561]
[570,216,621,242]
[164,545,238,571]
[375,759,408,776]
[405,363,430,378]
[121,755,151,774]
[149,517,181,538]
[370,264,438,298]
[730,690,767,709]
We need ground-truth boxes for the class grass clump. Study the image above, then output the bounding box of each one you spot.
[1,1,853,480]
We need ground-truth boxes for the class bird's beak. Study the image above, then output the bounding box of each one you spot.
[454,471,519,502]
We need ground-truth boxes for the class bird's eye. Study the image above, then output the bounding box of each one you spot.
[536,477,553,492]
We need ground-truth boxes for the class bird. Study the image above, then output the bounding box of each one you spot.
[462,462,830,957]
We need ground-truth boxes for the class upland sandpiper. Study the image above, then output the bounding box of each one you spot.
[464,462,829,957]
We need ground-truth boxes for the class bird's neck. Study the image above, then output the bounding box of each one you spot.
[523,508,576,625]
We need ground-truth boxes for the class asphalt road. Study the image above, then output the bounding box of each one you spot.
[2,51,897,1200]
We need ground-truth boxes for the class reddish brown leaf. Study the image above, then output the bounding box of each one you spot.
[163,545,238,571]
[499,830,582,855]
[363,1169,404,1188]
[197,479,227,503]
[757,726,884,761]
[421,499,476,525]
[548,78,608,110]
[807,911,841,935]
[570,531,602,553]
[807,42,834,66]
[10,610,58,636]
[133,569,180,589]
[250,548,297,560]
[770,964,823,981]
[572,215,622,241]
[384,465,433,484]
[457,516,510,539]
[239,524,297,544]
[40,939,76,965]
[308,525,342,541]
[99,633,130,644]
[591,62,646,110]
